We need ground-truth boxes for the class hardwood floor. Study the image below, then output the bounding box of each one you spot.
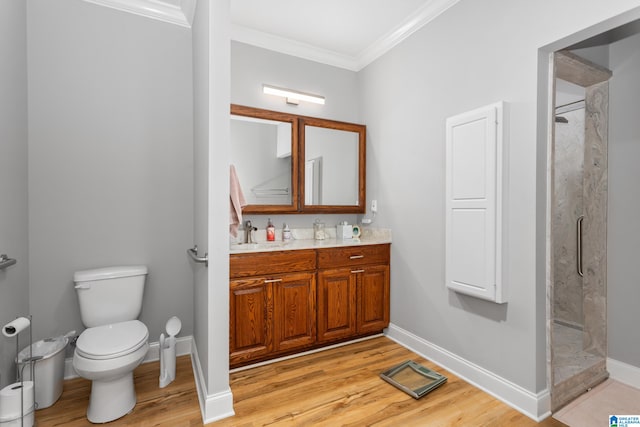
[36,355,202,426]
[36,338,566,426]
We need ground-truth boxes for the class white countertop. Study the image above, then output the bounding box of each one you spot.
[230,228,392,254]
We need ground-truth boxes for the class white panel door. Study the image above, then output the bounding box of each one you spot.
[445,102,507,303]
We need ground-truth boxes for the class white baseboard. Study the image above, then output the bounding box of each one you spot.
[63,335,193,380]
[608,357,640,389]
[385,324,550,421]
[190,340,235,424]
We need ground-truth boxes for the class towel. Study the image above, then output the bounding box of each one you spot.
[229,165,247,237]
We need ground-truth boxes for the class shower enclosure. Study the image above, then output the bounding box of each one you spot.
[549,51,612,411]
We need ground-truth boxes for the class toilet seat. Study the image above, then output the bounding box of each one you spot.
[76,320,148,360]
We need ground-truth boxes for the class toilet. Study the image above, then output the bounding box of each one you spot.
[72,265,149,423]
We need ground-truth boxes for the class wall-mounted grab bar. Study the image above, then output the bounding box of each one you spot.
[0,254,17,270]
[187,245,208,267]
[577,216,584,277]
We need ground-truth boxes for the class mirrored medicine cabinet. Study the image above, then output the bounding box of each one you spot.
[230,104,366,214]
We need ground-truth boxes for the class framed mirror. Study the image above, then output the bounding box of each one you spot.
[230,105,365,214]
[230,105,299,213]
[300,117,366,213]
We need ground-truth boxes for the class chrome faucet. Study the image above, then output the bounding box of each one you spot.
[244,220,257,244]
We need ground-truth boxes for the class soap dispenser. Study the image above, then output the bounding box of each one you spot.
[282,223,292,241]
[266,218,276,241]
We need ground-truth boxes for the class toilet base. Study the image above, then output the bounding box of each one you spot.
[87,372,136,423]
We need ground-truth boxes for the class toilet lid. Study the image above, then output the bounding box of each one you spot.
[76,320,148,360]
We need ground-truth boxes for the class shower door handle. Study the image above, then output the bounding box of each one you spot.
[577,215,584,277]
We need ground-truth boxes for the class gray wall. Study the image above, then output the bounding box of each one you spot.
[358,0,640,394]
[0,0,29,387]
[27,0,194,343]
[231,42,359,123]
[608,30,640,368]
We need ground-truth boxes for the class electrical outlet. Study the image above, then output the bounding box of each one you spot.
[371,199,378,213]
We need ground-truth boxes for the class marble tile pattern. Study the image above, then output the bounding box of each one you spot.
[581,81,608,360]
[552,322,602,385]
[550,81,610,412]
[552,107,586,327]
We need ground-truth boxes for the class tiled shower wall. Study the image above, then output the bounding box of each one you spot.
[553,106,586,328]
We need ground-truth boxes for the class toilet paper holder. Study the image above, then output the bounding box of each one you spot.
[1,315,36,426]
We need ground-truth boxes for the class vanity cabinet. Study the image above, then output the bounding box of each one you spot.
[229,277,272,363]
[229,243,390,368]
[317,245,390,342]
[230,250,316,367]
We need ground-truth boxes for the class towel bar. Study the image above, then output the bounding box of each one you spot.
[0,254,17,270]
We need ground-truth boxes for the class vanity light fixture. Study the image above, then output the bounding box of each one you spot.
[262,84,325,105]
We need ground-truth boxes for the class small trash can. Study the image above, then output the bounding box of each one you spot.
[17,337,68,410]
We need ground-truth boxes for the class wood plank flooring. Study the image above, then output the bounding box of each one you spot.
[36,355,202,426]
[36,337,566,426]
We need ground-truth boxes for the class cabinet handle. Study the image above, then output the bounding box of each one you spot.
[349,255,364,259]
[351,269,365,274]
[264,278,283,283]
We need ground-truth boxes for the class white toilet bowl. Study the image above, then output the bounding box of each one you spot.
[72,320,149,423]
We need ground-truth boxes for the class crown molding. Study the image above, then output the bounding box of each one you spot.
[83,0,196,28]
[231,0,461,72]
[356,0,461,70]
[231,24,361,71]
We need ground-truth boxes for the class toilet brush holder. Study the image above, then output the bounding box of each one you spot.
[159,337,176,388]
[159,316,181,388]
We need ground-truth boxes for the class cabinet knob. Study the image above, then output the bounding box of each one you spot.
[351,269,365,274]
[349,255,364,260]
[264,278,283,283]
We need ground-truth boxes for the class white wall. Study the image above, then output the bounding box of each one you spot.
[207,0,234,411]
[27,0,194,344]
[358,0,640,398]
[0,0,29,387]
[193,0,234,422]
[192,0,211,391]
[608,30,640,369]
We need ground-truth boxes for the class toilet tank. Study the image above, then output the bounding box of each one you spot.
[74,265,148,328]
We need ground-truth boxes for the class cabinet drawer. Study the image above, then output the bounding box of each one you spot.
[317,244,390,269]
[230,249,316,278]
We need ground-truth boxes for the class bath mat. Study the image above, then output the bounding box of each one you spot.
[553,379,640,427]
[380,360,447,399]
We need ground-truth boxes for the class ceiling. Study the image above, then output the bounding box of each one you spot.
[84,0,459,71]
[230,0,460,71]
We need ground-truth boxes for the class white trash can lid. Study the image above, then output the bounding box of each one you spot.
[18,337,68,363]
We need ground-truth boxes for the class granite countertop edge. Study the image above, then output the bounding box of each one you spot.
[229,228,392,254]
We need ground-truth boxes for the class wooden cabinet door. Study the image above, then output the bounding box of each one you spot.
[356,264,390,334]
[273,272,316,352]
[317,268,357,342]
[229,277,273,365]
